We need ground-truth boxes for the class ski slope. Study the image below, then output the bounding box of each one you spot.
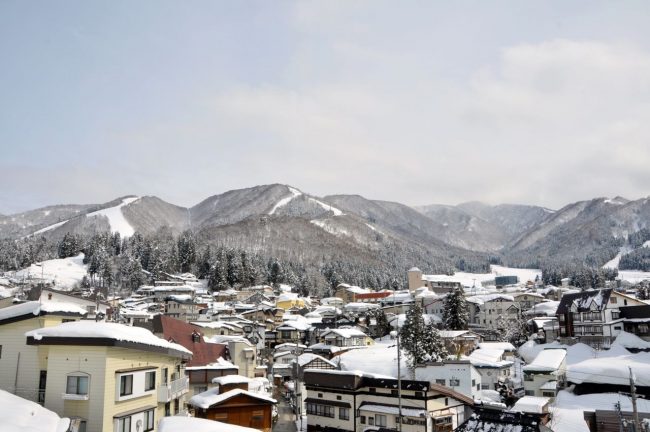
[86,196,139,237]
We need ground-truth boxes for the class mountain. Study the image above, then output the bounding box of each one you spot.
[413,201,553,252]
[4,185,650,274]
[506,196,650,267]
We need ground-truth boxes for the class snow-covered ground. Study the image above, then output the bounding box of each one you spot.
[618,270,650,283]
[423,265,541,290]
[0,389,70,432]
[86,196,139,237]
[10,253,87,290]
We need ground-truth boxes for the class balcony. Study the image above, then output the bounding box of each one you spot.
[158,377,189,403]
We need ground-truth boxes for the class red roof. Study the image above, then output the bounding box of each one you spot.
[153,315,228,367]
[355,292,392,299]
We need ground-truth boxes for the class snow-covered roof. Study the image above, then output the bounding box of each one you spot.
[0,301,87,322]
[189,388,276,409]
[26,321,191,356]
[211,375,251,385]
[322,328,368,339]
[539,380,557,390]
[523,348,566,372]
[159,416,259,432]
[511,396,550,414]
[296,353,336,368]
[466,294,515,305]
[478,342,516,352]
[612,330,650,350]
[277,292,299,302]
[186,357,238,371]
[467,348,512,368]
[0,389,70,432]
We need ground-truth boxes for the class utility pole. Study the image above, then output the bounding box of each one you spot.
[395,330,403,432]
[630,367,641,432]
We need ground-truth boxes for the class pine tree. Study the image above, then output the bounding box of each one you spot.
[422,322,448,362]
[399,302,429,371]
[442,287,469,330]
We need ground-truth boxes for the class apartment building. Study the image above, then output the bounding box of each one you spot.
[25,321,192,432]
[303,370,474,432]
[523,348,566,399]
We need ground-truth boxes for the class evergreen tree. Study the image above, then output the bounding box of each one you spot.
[57,233,81,258]
[442,288,469,330]
[399,302,429,372]
[177,230,196,273]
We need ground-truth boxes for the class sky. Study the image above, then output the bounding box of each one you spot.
[1,1,650,214]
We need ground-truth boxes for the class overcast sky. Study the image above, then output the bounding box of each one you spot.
[2,1,650,214]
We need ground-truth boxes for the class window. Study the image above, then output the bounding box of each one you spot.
[472,379,476,387]
[610,297,617,304]
[78,420,87,432]
[391,389,398,396]
[306,403,334,418]
[339,407,350,420]
[144,409,155,431]
[435,379,446,386]
[281,331,292,339]
[360,416,366,424]
[117,417,131,432]
[481,384,489,390]
[145,371,156,391]
[318,393,323,398]
[612,311,620,320]
[369,387,376,393]
[336,395,342,400]
[415,391,423,397]
[0,345,2,359]
[369,417,374,426]
[162,368,169,385]
[524,374,533,382]
[375,415,387,427]
[66,375,89,395]
[525,390,534,396]
[62,318,76,323]
[120,375,133,396]
[165,402,171,416]
[450,379,460,386]
[640,324,649,333]
[542,391,556,397]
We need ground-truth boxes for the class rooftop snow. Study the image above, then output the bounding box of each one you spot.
[523,348,566,372]
[25,321,191,355]
[186,357,238,371]
[478,342,516,352]
[512,396,550,414]
[189,388,276,409]
[359,403,425,417]
[0,301,87,321]
[322,328,368,338]
[211,375,251,385]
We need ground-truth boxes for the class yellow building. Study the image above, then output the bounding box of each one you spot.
[0,301,88,403]
[275,292,307,311]
[25,321,192,432]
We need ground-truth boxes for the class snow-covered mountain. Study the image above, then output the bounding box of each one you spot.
[4,186,650,271]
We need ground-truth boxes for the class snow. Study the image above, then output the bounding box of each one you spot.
[479,342,516,352]
[0,301,87,321]
[25,321,192,355]
[307,197,344,216]
[296,353,336,368]
[186,358,238,371]
[618,270,650,283]
[390,313,441,328]
[159,416,259,432]
[269,187,302,215]
[551,390,650,432]
[612,330,650,350]
[424,266,541,290]
[322,328,368,339]
[523,349,566,372]
[523,300,560,317]
[467,348,512,368]
[511,396,550,414]
[466,293,514,305]
[567,349,650,386]
[12,253,87,290]
[211,375,251,385]
[338,339,408,379]
[189,388,276,409]
[86,196,139,237]
[0,389,70,432]
[310,219,350,237]
[30,219,69,236]
[603,251,622,269]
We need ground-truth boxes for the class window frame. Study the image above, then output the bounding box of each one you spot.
[120,374,133,397]
[66,374,90,396]
[144,409,155,432]
[145,371,156,391]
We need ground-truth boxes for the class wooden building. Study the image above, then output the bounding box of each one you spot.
[189,388,276,432]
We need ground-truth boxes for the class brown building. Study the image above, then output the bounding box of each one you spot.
[189,387,276,432]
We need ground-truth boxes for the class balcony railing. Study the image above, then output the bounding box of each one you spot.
[62,393,89,401]
[158,377,189,403]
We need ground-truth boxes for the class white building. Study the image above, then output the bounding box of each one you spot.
[522,348,566,399]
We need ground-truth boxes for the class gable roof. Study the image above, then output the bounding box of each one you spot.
[151,315,227,367]
[0,301,87,325]
[556,289,613,314]
[188,388,276,409]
